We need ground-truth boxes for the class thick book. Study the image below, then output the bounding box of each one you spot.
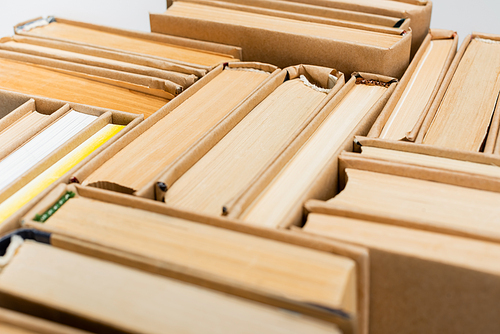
[230,73,396,228]
[368,29,457,141]
[162,65,342,215]
[0,307,89,334]
[150,1,411,77]
[21,184,358,331]
[0,36,199,90]
[168,0,412,32]
[301,212,500,334]
[0,239,341,334]
[313,165,500,244]
[0,57,168,117]
[16,17,240,70]
[274,0,432,57]
[418,33,500,152]
[22,182,371,333]
[0,90,141,235]
[80,63,277,196]
[176,0,411,34]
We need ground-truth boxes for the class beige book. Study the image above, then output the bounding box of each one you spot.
[240,79,389,227]
[276,0,431,56]
[173,0,410,29]
[360,146,500,179]
[0,57,167,117]
[0,38,198,89]
[22,21,235,68]
[379,38,455,140]
[164,75,332,215]
[0,307,90,334]
[82,67,271,192]
[0,240,340,334]
[301,213,500,334]
[26,195,357,321]
[325,168,500,242]
[0,111,47,152]
[165,2,402,49]
[422,37,500,151]
[179,0,409,34]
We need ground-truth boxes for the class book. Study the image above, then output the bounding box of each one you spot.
[165,2,402,47]
[421,37,500,151]
[82,66,272,193]
[164,72,335,215]
[25,193,357,324]
[302,212,500,334]
[375,33,456,141]
[150,1,411,77]
[20,19,236,68]
[0,57,168,117]
[238,76,392,228]
[180,0,410,33]
[0,37,198,90]
[359,145,500,180]
[320,167,500,243]
[0,124,123,225]
[0,110,48,152]
[0,110,97,193]
[0,240,341,334]
[274,0,432,56]
[0,307,90,334]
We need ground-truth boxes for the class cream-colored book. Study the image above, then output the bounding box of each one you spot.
[0,240,340,334]
[165,2,403,49]
[422,37,500,151]
[0,57,167,117]
[82,66,272,193]
[0,37,198,89]
[0,307,89,334]
[24,193,357,324]
[240,78,390,228]
[0,124,124,225]
[0,110,48,152]
[302,212,500,334]
[164,74,334,215]
[21,20,236,68]
[0,110,97,192]
[324,168,500,242]
[379,38,455,140]
[359,145,500,179]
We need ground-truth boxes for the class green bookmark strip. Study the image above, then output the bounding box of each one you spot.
[34,191,75,223]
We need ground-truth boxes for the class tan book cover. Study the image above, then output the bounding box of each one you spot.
[150,1,411,77]
[0,240,341,334]
[301,212,500,334]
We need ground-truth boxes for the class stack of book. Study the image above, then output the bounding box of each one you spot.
[0,16,241,118]
[1,0,500,333]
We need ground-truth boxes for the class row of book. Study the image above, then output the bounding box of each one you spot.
[2,0,500,333]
